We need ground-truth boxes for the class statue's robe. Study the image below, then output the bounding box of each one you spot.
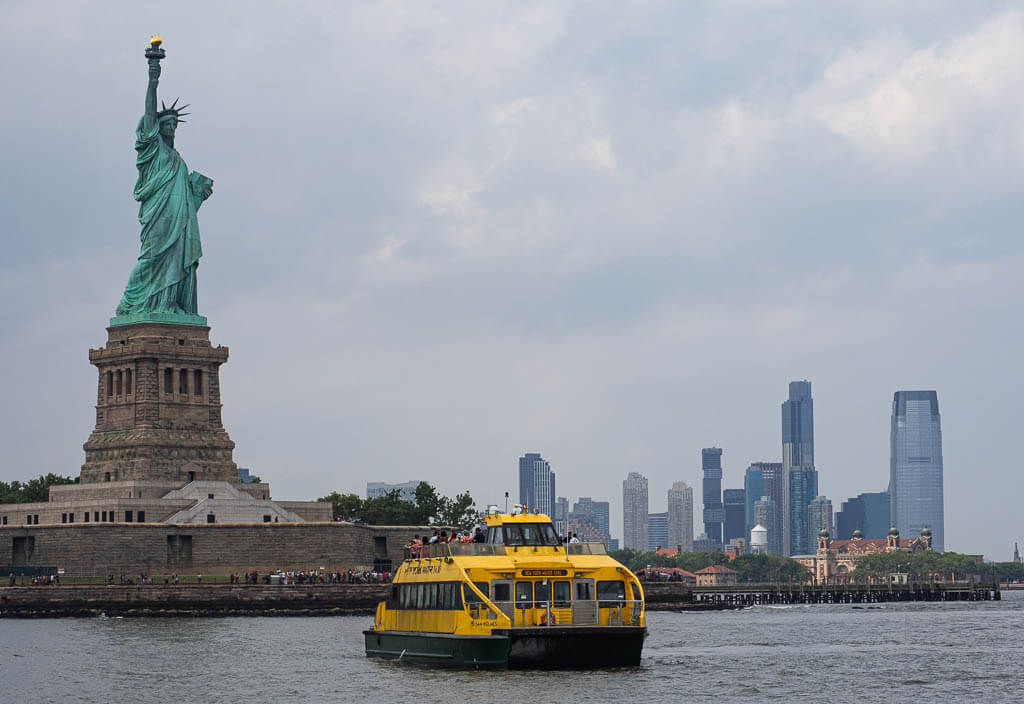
[116,117,202,316]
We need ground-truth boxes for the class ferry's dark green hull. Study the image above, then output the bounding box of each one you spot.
[363,630,510,668]
[500,626,646,668]
[364,626,645,669]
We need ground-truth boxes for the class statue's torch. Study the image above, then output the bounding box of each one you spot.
[145,35,165,61]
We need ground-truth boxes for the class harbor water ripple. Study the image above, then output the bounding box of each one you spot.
[2,590,1021,703]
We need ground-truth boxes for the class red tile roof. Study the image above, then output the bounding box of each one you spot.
[696,564,738,574]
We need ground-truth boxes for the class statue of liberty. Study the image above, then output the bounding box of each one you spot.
[113,37,213,326]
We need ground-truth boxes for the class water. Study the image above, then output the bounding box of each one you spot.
[3,591,1022,703]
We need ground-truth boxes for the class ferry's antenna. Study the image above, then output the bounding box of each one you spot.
[504,491,509,513]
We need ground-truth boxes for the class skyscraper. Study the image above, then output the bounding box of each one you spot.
[753,496,779,555]
[743,464,763,538]
[723,489,746,544]
[747,462,784,554]
[701,448,724,547]
[622,472,649,550]
[788,468,818,555]
[807,495,833,539]
[518,452,555,517]
[647,512,668,551]
[553,496,569,535]
[890,391,944,551]
[782,380,816,555]
[570,497,611,542]
[667,481,694,552]
[835,491,890,539]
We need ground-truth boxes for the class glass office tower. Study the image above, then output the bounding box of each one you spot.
[745,462,782,549]
[723,489,746,544]
[782,381,815,555]
[890,391,944,551]
[701,448,724,547]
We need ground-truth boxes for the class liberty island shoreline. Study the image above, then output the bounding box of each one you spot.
[0,580,1000,618]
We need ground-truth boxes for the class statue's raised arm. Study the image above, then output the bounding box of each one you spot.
[111,37,208,328]
[143,55,160,132]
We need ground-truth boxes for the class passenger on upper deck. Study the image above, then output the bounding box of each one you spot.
[473,527,486,543]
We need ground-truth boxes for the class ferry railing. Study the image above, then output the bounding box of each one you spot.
[402,542,609,560]
[566,542,608,555]
[487,599,643,628]
[402,542,507,560]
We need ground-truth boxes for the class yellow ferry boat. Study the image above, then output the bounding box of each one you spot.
[364,509,646,668]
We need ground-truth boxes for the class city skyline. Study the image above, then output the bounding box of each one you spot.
[2,4,1022,561]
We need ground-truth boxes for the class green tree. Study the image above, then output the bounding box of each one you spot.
[316,483,477,527]
[0,473,78,503]
[854,550,990,583]
[317,491,365,521]
[412,482,444,524]
[730,554,811,583]
[439,490,478,529]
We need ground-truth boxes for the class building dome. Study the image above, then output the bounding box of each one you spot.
[920,526,932,537]
[818,529,830,538]
[888,526,899,537]
[852,529,863,539]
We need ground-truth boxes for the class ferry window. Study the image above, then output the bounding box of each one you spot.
[400,585,410,609]
[415,583,426,609]
[597,580,626,606]
[463,584,482,604]
[515,581,533,608]
[504,525,525,545]
[488,526,503,544]
[493,582,511,602]
[428,583,439,610]
[575,582,593,601]
[534,581,550,604]
[504,523,560,546]
[443,583,456,610]
[553,581,571,607]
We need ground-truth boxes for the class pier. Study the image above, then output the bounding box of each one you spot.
[642,581,1001,609]
[0,580,1001,618]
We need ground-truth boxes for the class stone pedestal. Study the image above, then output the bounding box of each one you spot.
[81,322,236,484]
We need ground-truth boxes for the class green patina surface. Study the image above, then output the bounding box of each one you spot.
[112,40,213,328]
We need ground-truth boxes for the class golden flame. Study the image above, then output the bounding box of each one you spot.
[150,35,162,47]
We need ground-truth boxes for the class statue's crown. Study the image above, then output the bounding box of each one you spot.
[157,98,190,123]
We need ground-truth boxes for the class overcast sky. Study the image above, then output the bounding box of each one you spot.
[2,1,1022,559]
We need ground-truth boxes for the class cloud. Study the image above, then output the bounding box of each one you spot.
[803,11,1024,161]
[1,2,1022,560]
